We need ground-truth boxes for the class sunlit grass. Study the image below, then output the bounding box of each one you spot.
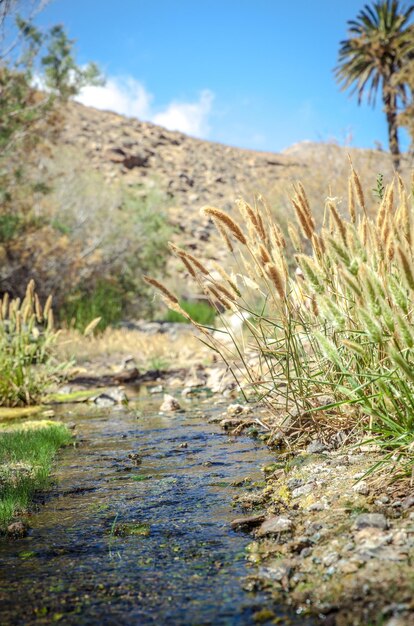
[0,421,72,529]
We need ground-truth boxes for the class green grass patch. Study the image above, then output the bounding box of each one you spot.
[164,299,216,325]
[0,421,72,530]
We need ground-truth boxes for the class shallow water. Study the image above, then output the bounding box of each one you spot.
[0,395,312,625]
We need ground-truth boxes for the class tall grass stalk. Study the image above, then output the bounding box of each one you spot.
[149,169,414,478]
[0,280,67,406]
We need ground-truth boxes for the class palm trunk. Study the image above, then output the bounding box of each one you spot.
[383,89,400,170]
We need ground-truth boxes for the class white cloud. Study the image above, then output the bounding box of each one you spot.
[152,90,214,137]
[76,76,152,119]
[76,77,214,139]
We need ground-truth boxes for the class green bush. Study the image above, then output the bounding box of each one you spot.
[164,299,216,325]
[61,280,124,331]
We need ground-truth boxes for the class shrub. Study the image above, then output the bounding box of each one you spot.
[164,299,216,325]
[149,166,414,478]
[61,279,124,331]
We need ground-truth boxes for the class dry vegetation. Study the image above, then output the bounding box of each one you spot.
[56,327,211,372]
[150,163,414,479]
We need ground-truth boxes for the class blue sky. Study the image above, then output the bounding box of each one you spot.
[35,0,412,153]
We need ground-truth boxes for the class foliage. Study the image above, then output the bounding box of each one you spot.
[0,280,67,407]
[0,9,106,306]
[397,56,414,147]
[0,420,72,529]
[46,171,173,328]
[335,0,414,168]
[164,299,216,325]
[41,24,104,100]
[62,280,124,331]
[154,166,414,479]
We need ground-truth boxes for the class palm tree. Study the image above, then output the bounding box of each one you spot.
[335,0,414,169]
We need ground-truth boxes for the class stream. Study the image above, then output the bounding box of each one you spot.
[0,393,313,625]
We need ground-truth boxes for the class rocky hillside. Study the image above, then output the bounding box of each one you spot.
[58,101,413,258]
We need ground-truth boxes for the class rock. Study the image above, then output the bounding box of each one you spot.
[127,453,142,466]
[353,513,388,531]
[230,513,266,530]
[114,357,140,383]
[259,559,293,584]
[93,388,128,406]
[307,500,326,511]
[226,403,246,416]
[287,478,303,490]
[307,440,327,454]
[322,552,339,567]
[7,521,28,538]
[149,384,163,394]
[401,494,414,510]
[256,515,293,537]
[160,394,182,412]
[353,480,370,495]
[339,560,360,574]
[220,418,243,430]
[93,393,117,407]
[291,483,313,499]
[123,151,149,169]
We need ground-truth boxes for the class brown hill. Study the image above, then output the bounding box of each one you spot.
[56,101,413,286]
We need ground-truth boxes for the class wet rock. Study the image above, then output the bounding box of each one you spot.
[353,513,388,531]
[159,394,182,412]
[256,515,293,536]
[114,356,140,383]
[220,417,243,430]
[7,521,28,538]
[127,453,142,466]
[230,513,266,530]
[93,388,128,406]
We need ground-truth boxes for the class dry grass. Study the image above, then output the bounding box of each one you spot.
[56,327,211,371]
[150,162,414,478]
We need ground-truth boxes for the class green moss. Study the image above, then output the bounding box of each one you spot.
[113,522,150,537]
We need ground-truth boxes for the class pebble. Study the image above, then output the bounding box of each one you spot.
[353,480,370,495]
[322,552,339,567]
